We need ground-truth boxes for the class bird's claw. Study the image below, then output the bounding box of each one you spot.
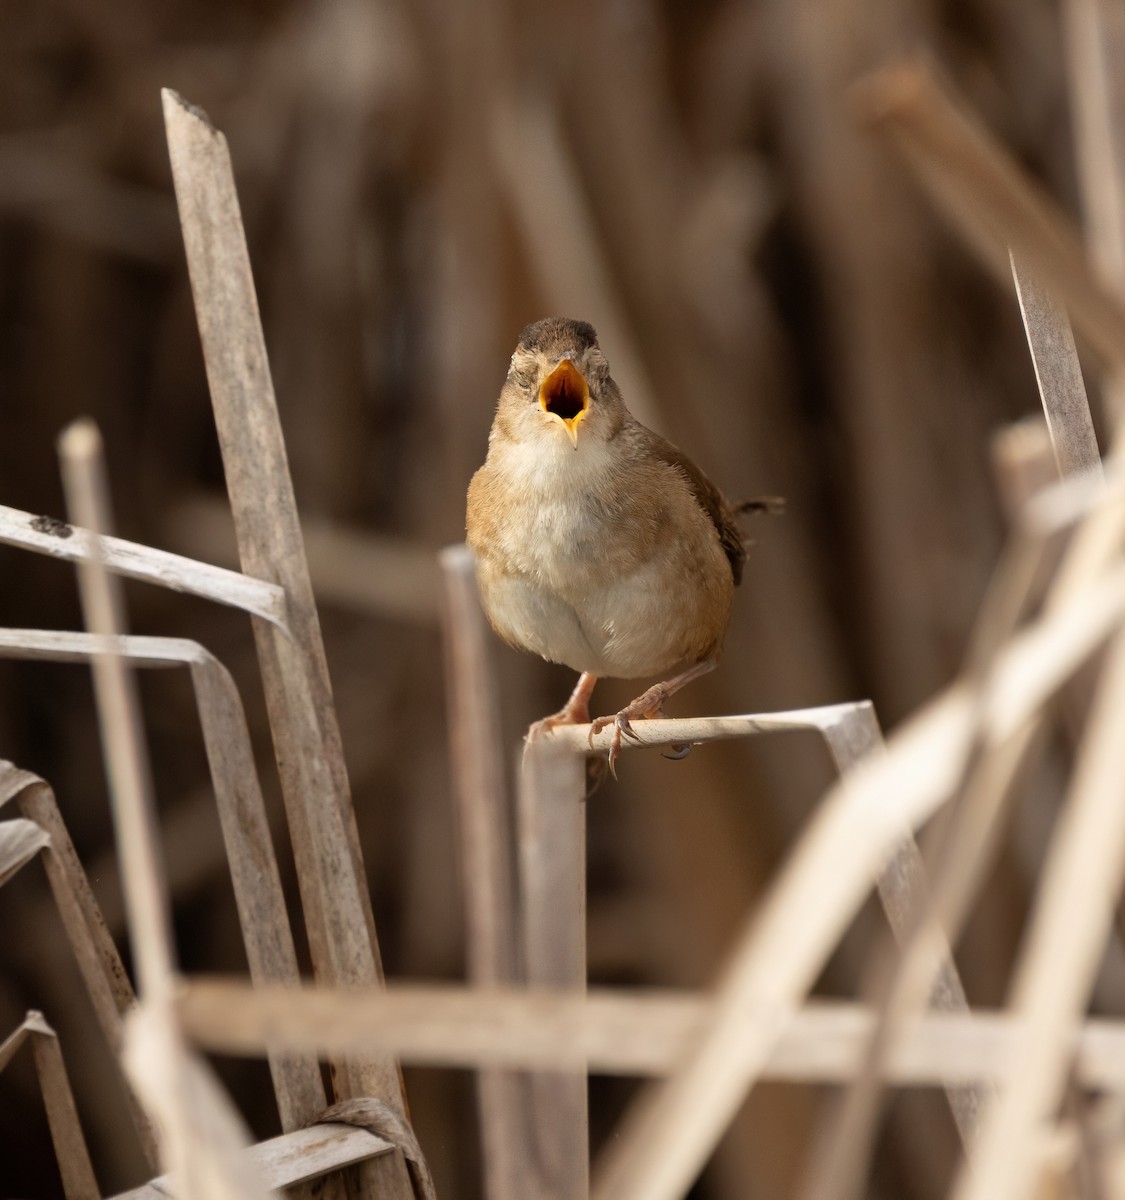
[587,705,667,776]
[617,714,642,742]
[606,714,646,776]
[526,717,555,743]
[662,743,692,761]
[528,692,593,744]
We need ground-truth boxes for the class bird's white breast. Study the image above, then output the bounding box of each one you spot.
[475,428,732,679]
[488,431,622,589]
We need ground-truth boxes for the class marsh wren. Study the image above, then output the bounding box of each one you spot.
[467,317,761,773]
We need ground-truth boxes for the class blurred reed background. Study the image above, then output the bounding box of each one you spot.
[0,1,1102,1197]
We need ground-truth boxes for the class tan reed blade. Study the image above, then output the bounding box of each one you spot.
[161,87,416,1196]
[59,417,274,1200]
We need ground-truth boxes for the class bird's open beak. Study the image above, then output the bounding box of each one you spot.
[539,358,590,448]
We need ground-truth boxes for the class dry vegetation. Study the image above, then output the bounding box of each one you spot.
[3,2,1125,1199]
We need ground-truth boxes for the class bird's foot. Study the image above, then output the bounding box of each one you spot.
[527,706,585,742]
[587,712,638,780]
[586,661,717,776]
[526,672,598,743]
[588,685,670,778]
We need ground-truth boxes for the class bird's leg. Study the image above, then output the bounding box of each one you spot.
[589,659,717,775]
[526,671,599,741]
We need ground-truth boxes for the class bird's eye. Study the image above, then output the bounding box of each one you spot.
[508,357,538,391]
[584,348,609,380]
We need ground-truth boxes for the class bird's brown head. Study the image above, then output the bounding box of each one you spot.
[495,317,624,450]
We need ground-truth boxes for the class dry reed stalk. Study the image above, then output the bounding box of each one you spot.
[0,1012,99,1200]
[840,63,1124,1190]
[1047,477,1125,633]
[1063,0,1125,1071]
[811,373,1115,1200]
[952,641,1125,1199]
[439,547,518,986]
[804,848,994,1200]
[979,530,1125,733]
[545,703,877,755]
[854,61,1125,383]
[174,980,1125,1088]
[0,814,49,881]
[109,1123,396,1200]
[161,79,381,1040]
[814,585,1118,1200]
[0,629,326,1131]
[1010,252,1102,478]
[795,711,982,1200]
[0,479,318,1148]
[0,766,134,1029]
[983,421,1066,690]
[0,761,158,1164]
[676,706,979,1200]
[1063,0,1125,288]
[0,502,287,625]
[518,740,589,1200]
[166,495,444,625]
[955,240,1114,1199]
[801,460,1121,1199]
[995,453,1125,686]
[122,1006,280,1200]
[819,704,973,1051]
[439,544,525,1200]
[805,183,1109,1198]
[1022,460,1125,540]
[59,418,270,1200]
[966,515,1061,672]
[799,741,1019,1200]
[58,423,173,1006]
[162,89,416,1197]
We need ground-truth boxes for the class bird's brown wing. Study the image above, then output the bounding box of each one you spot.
[646,433,748,586]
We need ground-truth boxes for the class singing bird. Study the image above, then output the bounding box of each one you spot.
[467,317,763,773]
